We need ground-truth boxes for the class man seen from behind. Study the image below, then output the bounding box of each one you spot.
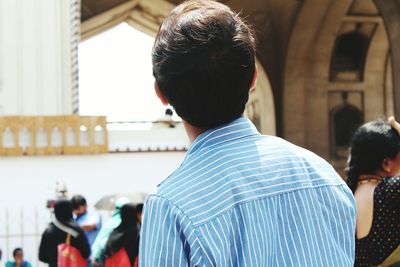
[139,1,357,266]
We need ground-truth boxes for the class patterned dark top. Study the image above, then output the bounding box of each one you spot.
[355,177,400,266]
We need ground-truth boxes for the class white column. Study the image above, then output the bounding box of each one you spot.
[0,0,79,116]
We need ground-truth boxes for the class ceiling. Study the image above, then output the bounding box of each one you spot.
[80,0,303,134]
[81,0,130,21]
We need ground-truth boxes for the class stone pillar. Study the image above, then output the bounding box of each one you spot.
[374,0,400,119]
[0,0,80,116]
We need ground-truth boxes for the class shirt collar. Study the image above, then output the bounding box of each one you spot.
[156,117,260,188]
[186,116,260,156]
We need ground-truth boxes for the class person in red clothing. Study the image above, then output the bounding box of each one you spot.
[103,204,139,267]
[39,199,90,267]
[347,117,400,266]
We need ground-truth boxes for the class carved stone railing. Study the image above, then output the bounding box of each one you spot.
[0,116,108,156]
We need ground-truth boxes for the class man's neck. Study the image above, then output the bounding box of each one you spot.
[183,121,206,143]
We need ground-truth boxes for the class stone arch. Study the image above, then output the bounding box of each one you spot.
[330,30,370,81]
[330,101,363,159]
[245,59,276,135]
[373,0,400,119]
[80,0,276,135]
[283,0,342,148]
[284,0,390,164]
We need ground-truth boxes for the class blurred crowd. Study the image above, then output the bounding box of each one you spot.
[0,195,143,267]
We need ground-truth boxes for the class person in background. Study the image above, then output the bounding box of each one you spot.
[0,249,4,267]
[135,203,143,234]
[135,203,143,263]
[38,199,90,267]
[5,248,32,267]
[135,204,143,226]
[139,0,356,266]
[347,118,400,266]
[71,195,102,246]
[104,204,139,267]
[91,197,130,267]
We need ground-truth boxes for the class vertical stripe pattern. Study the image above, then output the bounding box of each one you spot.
[139,117,356,266]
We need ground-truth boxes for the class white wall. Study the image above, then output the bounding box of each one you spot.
[0,152,186,265]
[0,0,77,116]
[0,152,185,209]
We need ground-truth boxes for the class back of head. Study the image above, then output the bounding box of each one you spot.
[70,195,87,210]
[54,199,74,222]
[105,204,138,259]
[153,0,256,129]
[119,204,137,226]
[347,120,400,192]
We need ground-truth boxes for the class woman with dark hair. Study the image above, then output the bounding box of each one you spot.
[103,204,138,267]
[39,199,90,267]
[347,119,400,266]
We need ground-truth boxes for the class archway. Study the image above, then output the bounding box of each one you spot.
[245,60,276,135]
[283,0,391,170]
[373,0,400,119]
[80,0,276,135]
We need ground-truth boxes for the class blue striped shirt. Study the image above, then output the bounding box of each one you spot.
[139,117,356,266]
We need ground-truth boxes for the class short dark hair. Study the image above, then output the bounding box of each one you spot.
[153,0,256,129]
[70,195,87,210]
[136,203,143,214]
[347,120,400,192]
[13,248,22,257]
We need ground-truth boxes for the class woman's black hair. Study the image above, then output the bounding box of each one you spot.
[346,120,400,192]
[105,203,138,265]
[54,199,82,234]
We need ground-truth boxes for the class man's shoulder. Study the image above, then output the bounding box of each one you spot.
[150,134,343,225]
[143,193,194,228]
[156,134,284,186]
[156,133,339,194]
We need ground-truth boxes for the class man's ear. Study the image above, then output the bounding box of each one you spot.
[155,82,169,106]
[249,65,258,93]
[382,158,391,174]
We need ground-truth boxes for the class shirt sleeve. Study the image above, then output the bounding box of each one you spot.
[139,195,203,267]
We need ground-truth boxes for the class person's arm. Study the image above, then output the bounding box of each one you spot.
[80,213,101,231]
[80,225,96,231]
[91,228,108,261]
[38,230,49,263]
[389,116,400,133]
[139,195,203,267]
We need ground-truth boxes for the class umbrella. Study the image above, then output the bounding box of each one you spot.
[94,192,146,211]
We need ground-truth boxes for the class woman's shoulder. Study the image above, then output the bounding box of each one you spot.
[375,177,400,202]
